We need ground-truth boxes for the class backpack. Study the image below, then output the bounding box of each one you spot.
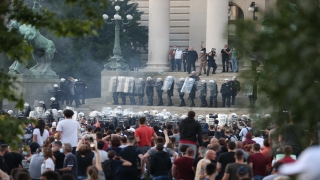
[102,159,115,180]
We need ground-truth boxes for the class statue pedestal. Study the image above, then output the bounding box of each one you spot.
[3,75,59,110]
[101,71,157,104]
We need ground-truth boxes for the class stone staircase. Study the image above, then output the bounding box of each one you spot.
[72,71,256,116]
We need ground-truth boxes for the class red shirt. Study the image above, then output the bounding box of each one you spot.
[174,157,195,180]
[278,156,296,164]
[248,153,268,176]
[134,125,155,147]
[261,147,272,172]
[103,141,109,151]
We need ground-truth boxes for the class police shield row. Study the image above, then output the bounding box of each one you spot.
[108,73,241,108]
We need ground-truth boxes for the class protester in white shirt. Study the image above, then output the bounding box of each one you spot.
[33,119,49,147]
[40,147,55,174]
[56,109,80,153]
[173,47,183,72]
[252,131,264,147]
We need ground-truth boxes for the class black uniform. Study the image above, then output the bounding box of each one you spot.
[23,106,31,118]
[220,82,231,107]
[176,80,186,107]
[167,81,174,106]
[155,81,164,106]
[128,81,136,105]
[50,101,60,110]
[208,82,218,107]
[75,80,87,107]
[221,48,231,72]
[187,50,198,74]
[207,50,217,75]
[146,80,155,106]
[60,81,68,105]
[189,75,200,107]
[229,80,241,105]
[136,81,146,105]
[199,82,208,107]
[182,48,188,72]
[53,87,62,104]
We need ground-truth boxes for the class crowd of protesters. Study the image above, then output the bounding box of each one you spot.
[0,109,319,180]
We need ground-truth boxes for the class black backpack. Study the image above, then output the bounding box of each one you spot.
[102,159,115,180]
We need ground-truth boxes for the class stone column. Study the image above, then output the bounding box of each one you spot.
[206,0,229,70]
[145,0,170,71]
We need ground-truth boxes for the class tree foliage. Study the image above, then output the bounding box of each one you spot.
[236,0,320,143]
[0,0,108,149]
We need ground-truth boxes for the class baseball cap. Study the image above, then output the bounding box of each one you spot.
[237,166,249,176]
[128,127,135,132]
[279,146,320,180]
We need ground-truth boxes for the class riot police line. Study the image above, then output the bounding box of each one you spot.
[108,71,248,108]
[49,77,87,108]
[1,102,263,135]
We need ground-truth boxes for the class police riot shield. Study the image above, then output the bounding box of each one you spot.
[161,76,175,91]
[218,114,228,127]
[175,79,184,92]
[125,77,135,93]
[117,76,126,93]
[155,81,163,91]
[108,76,118,92]
[181,77,195,93]
[135,78,145,95]
[34,106,45,118]
[198,81,207,97]
[228,113,238,125]
[244,80,254,96]
[208,81,218,97]
[72,111,78,120]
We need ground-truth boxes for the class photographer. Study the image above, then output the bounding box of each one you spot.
[238,120,252,141]
[207,48,217,75]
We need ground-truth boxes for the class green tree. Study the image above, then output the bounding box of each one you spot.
[0,0,108,149]
[237,0,320,147]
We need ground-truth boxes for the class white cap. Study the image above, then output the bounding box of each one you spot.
[128,127,135,132]
[265,114,271,118]
[225,78,229,82]
[24,103,29,107]
[139,78,143,81]
[50,97,55,101]
[53,84,58,87]
[157,78,162,82]
[39,101,44,104]
[74,79,78,82]
[209,80,214,83]
[7,110,13,114]
[179,78,184,81]
[60,78,65,82]
[52,122,57,127]
[279,146,320,180]
[232,76,237,80]
[201,80,206,83]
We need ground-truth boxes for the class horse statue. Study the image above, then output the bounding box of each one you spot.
[8,22,56,75]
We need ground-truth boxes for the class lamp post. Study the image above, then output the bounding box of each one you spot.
[248,2,258,21]
[102,5,133,71]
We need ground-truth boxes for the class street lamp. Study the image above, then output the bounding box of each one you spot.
[248,2,258,21]
[102,5,133,71]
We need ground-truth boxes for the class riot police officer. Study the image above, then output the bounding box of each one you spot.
[23,103,31,118]
[230,76,241,105]
[117,76,127,105]
[60,78,68,105]
[136,78,146,105]
[199,80,208,107]
[208,80,218,107]
[128,77,136,105]
[75,79,87,107]
[110,76,119,105]
[53,84,62,104]
[176,78,186,107]
[188,72,199,107]
[66,77,75,106]
[50,97,60,110]
[146,77,155,106]
[207,48,217,75]
[164,76,174,106]
[220,78,231,107]
[155,78,164,106]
